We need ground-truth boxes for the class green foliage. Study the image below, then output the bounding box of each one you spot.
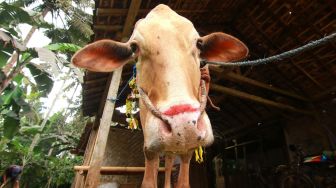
[20,125,41,135]
[0,0,91,186]
[47,43,81,53]
[0,86,29,139]
[3,115,20,139]
[0,112,86,187]
[45,27,91,47]
[0,2,34,28]
[12,73,24,84]
[10,0,37,7]
[66,8,93,39]
[0,2,53,37]
[0,32,18,67]
[48,156,83,186]
[26,63,54,96]
[0,51,11,68]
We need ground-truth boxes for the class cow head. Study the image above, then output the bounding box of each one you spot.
[72,4,248,154]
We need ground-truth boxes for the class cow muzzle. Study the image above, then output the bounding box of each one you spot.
[161,104,207,138]
[148,104,213,152]
[138,80,213,152]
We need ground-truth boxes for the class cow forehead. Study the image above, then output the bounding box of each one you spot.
[132,4,199,46]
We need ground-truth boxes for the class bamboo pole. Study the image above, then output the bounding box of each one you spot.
[75,166,169,174]
[210,84,313,115]
[218,72,310,101]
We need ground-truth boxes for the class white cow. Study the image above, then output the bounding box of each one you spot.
[72,4,248,188]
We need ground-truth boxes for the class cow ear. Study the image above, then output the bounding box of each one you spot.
[198,32,248,62]
[72,39,136,72]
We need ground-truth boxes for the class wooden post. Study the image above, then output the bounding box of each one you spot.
[84,68,123,188]
[210,84,313,115]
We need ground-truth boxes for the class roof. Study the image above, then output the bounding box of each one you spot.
[80,0,336,140]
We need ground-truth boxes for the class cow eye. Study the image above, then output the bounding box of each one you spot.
[130,42,138,53]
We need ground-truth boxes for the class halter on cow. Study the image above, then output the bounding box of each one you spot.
[72,4,248,188]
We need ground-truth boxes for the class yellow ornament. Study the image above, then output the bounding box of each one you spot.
[125,76,139,130]
[131,117,139,129]
[129,77,137,89]
[125,98,133,116]
[195,146,204,163]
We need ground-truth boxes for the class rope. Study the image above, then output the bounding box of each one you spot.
[108,76,133,103]
[108,65,136,103]
[207,96,221,111]
[137,86,171,125]
[198,80,207,116]
[137,80,208,125]
[202,32,336,67]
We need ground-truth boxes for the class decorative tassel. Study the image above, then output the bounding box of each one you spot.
[129,77,137,90]
[126,76,139,130]
[127,116,139,129]
[195,146,204,163]
[125,98,133,116]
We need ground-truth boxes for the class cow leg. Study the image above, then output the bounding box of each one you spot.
[141,149,159,188]
[176,151,193,188]
[164,154,175,188]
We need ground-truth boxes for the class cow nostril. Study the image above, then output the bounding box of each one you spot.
[166,123,172,132]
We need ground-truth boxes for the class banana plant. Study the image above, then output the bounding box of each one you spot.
[0,29,82,140]
[0,1,90,186]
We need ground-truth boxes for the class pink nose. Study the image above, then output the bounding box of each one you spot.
[158,104,206,150]
[161,104,201,136]
[162,104,199,116]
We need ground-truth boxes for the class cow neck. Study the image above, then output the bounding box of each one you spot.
[136,71,208,126]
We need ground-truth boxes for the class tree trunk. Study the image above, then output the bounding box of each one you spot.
[0,58,32,93]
